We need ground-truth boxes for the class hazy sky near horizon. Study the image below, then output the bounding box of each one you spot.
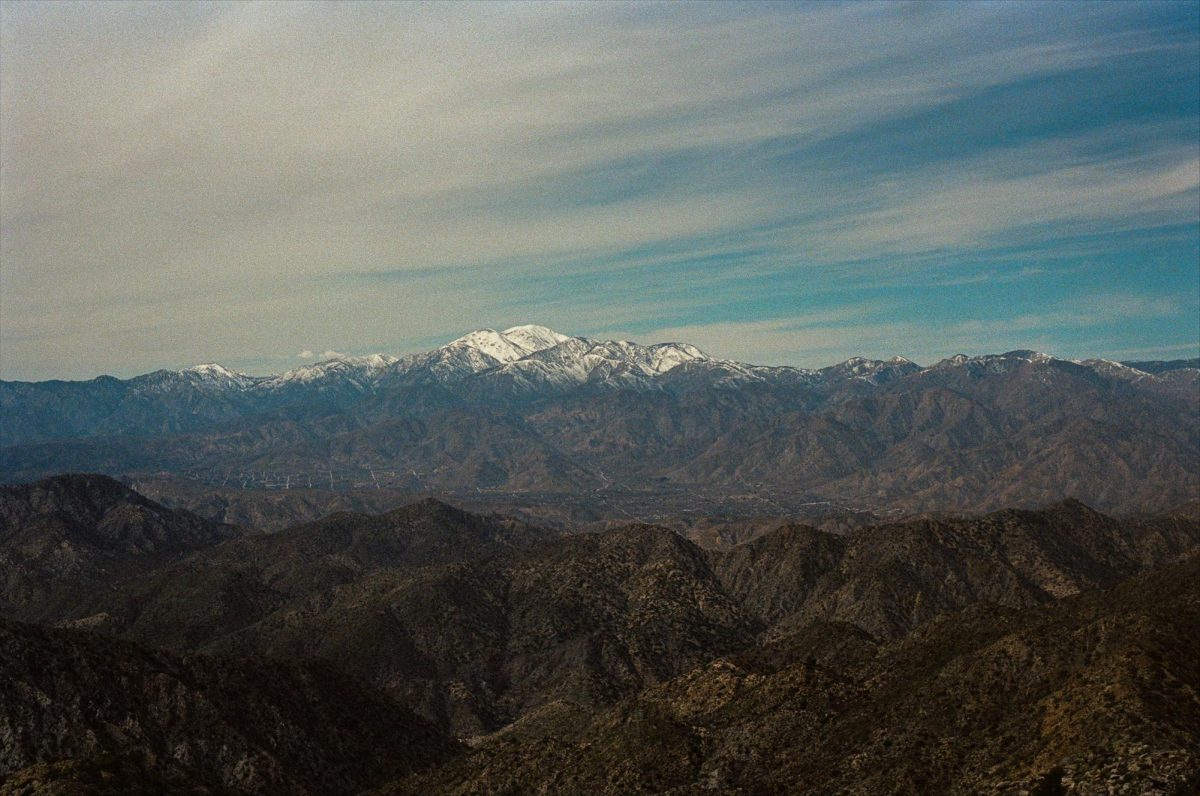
[2,0,1197,380]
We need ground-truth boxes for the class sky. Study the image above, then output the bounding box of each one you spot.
[1,0,1198,380]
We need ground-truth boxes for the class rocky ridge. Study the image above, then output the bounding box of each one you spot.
[2,476,1199,793]
[2,334,1195,516]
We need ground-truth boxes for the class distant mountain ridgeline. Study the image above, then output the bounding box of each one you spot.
[2,326,1197,514]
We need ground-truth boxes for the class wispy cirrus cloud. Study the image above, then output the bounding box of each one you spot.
[638,290,1196,367]
[1,1,1196,378]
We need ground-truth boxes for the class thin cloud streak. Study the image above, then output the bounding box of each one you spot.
[1,1,1196,378]
[640,291,1193,367]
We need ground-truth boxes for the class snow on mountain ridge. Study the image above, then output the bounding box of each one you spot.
[477,336,714,393]
[182,363,245,378]
[147,328,1185,397]
[173,363,261,389]
[500,324,571,354]
[265,354,400,388]
[445,329,532,363]
[443,325,574,363]
[819,356,922,384]
[645,342,711,373]
[164,333,926,396]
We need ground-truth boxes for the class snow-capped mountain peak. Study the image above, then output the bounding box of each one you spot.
[818,355,922,385]
[500,324,571,354]
[267,354,399,387]
[176,363,259,389]
[73,324,1196,406]
[644,342,711,373]
[929,350,1066,377]
[11,327,1197,439]
[474,335,714,395]
[182,363,243,379]
[445,325,574,363]
[445,329,532,363]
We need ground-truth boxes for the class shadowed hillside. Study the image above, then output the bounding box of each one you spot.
[2,477,1198,792]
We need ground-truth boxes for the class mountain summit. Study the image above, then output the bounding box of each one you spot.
[1,327,1196,514]
[495,324,573,355]
[11,325,1188,397]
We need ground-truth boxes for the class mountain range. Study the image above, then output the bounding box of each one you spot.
[2,474,1198,793]
[2,326,1195,515]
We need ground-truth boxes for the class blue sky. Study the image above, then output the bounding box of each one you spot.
[1,0,1197,379]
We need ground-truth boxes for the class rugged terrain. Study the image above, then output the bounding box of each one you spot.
[2,474,1198,793]
[0,474,235,623]
[395,556,1200,795]
[2,327,1197,516]
[0,619,458,795]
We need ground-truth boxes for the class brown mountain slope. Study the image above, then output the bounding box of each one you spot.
[4,352,1197,516]
[392,555,1200,795]
[64,497,556,651]
[80,524,758,737]
[662,361,1199,514]
[713,499,1200,641]
[33,490,1200,741]
[3,479,1200,792]
[127,474,423,534]
[0,619,459,795]
[0,474,234,623]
